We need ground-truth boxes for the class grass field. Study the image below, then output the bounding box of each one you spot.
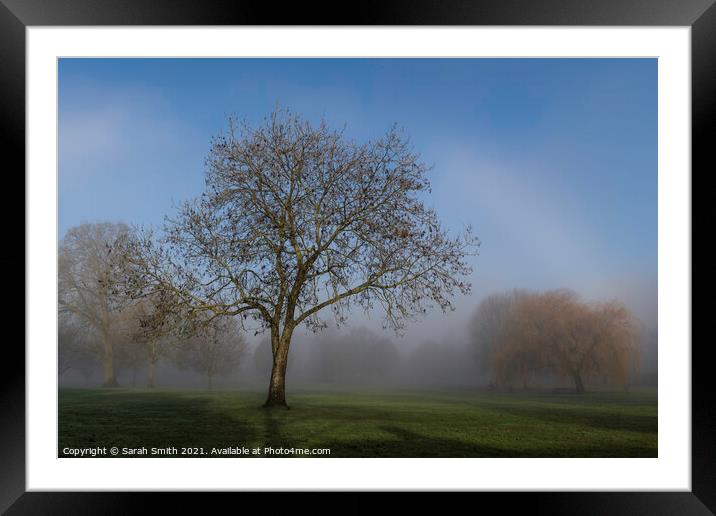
[58,387,657,458]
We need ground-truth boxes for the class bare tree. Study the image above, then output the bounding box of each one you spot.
[122,295,182,388]
[59,223,132,387]
[122,109,478,406]
[173,316,247,390]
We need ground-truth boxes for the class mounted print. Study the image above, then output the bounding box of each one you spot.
[13,18,699,504]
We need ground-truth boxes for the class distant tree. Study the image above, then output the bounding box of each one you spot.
[491,303,548,390]
[173,316,248,390]
[121,295,183,388]
[491,290,639,393]
[574,300,640,391]
[59,223,132,387]
[114,334,147,388]
[122,108,478,406]
[469,290,527,380]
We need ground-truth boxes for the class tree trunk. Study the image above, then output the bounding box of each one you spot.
[573,371,585,393]
[265,333,290,408]
[101,331,118,387]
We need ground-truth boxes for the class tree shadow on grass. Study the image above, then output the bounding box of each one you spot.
[58,390,259,457]
[373,425,510,457]
[260,407,295,453]
[254,401,654,457]
[320,425,655,458]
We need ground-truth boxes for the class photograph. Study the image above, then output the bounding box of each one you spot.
[56,57,659,459]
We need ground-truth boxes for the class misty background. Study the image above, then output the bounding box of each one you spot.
[58,58,657,389]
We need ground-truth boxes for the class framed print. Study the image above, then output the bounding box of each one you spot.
[3,0,710,513]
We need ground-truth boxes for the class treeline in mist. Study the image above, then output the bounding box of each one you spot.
[58,221,657,392]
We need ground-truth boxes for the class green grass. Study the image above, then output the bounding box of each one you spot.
[58,387,657,457]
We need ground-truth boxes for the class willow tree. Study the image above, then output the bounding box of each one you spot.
[491,290,639,393]
[123,109,478,407]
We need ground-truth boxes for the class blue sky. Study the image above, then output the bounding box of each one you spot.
[58,58,657,341]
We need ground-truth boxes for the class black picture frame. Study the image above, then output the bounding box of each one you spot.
[2,0,709,513]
